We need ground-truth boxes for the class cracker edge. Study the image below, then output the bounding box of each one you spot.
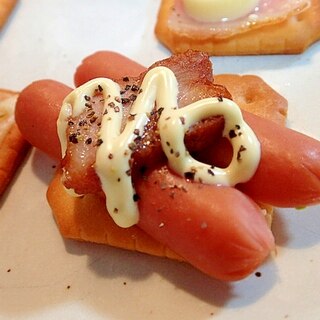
[0,89,30,196]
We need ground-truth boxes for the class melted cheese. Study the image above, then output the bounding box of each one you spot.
[58,67,261,228]
[171,0,311,38]
[182,0,260,22]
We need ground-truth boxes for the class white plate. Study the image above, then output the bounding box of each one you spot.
[0,1,320,319]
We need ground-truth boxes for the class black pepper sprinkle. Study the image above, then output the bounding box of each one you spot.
[184,171,195,181]
[207,169,215,176]
[69,133,78,144]
[229,129,237,139]
[86,111,95,118]
[131,84,139,92]
[7,268,11,273]
[217,96,223,102]
[68,120,74,126]
[89,116,98,123]
[157,107,164,116]
[108,102,115,108]
[123,76,129,82]
[128,142,137,151]
[117,177,121,182]
[166,141,170,146]
[108,153,113,159]
[125,84,131,91]
[175,151,180,158]
[67,285,71,289]
[96,138,103,146]
[103,109,108,115]
[129,94,137,101]
[114,208,119,213]
[85,138,92,145]
[84,95,91,101]
[85,102,92,108]
[237,145,247,160]
[114,106,120,113]
[133,193,140,202]
[133,129,140,135]
[180,116,185,125]
[255,272,262,277]
[235,124,241,130]
[79,120,87,126]
[98,85,103,92]
[126,169,131,176]
[115,96,121,103]
[121,98,130,104]
[128,113,136,121]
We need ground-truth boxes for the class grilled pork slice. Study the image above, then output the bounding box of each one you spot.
[61,51,232,195]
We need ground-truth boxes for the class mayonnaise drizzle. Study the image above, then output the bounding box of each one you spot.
[58,66,261,228]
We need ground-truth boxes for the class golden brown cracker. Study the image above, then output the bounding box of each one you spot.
[0,89,30,196]
[47,74,278,259]
[47,171,182,260]
[0,0,17,30]
[215,74,288,125]
[155,0,320,55]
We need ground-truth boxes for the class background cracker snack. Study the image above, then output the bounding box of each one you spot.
[46,73,286,261]
[0,0,17,30]
[155,0,320,55]
[0,89,29,196]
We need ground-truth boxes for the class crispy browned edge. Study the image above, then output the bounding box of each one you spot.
[0,0,17,30]
[0,89,30,196]
[47,74,287,259]
[155,0,320,55]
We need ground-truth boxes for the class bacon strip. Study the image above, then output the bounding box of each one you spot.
[62,51,232,194]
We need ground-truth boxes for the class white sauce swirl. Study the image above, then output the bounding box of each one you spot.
[58,67,261,228]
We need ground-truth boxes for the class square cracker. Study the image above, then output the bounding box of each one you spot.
[0,0,17,30]
[0,89,30,196]
[155,0,320,55]
[47,74,283,259]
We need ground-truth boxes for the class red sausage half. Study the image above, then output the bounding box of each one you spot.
[15,80,72,160]
[14,51,320,280]
[15,52,320,208]
[74,51,145,87]
[72,51,320,208]
[15,69,275,281]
